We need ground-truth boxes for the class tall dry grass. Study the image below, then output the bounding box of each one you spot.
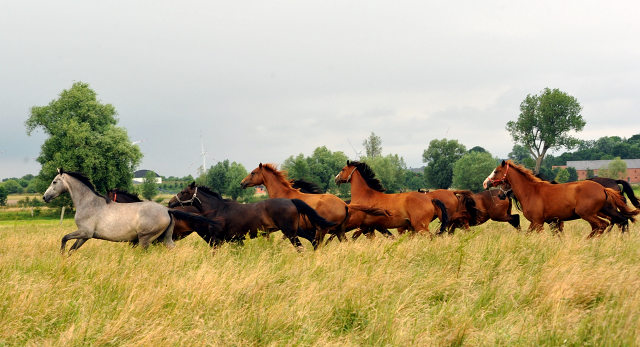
[1,217,639,346]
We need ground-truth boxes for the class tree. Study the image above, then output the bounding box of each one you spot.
[566,167,578,182]
[508,144,531,163]
[360,154,407,193]
[25,82,143,197]
[586,168,595,179]
[422,139,467,189]
[226,162,254,201]
[452,151,499,192]
[506,88,585,173]
[0,186,7,206]
[2,180,22,194]
[599,157,627,179]
[282,147,350,198]
[202,160,231,194]
[362,132,382,158]
[140,171,159,200]
[468,146,486,153]
[555,169,570,183]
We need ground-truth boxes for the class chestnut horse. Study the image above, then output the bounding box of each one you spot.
[334,160,449,235]
[107,188,214,243]
[422,189,475,234]
[483,160,638,237]
[240,163,390,248]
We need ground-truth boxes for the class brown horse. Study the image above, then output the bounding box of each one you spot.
[240,163,390,248]
[334,160,449,235]
[483,160,638,237]
[169,183,335,250]
[468,189,520,230]
[588,177,640,207]
[422,189,475,234]
[108,188,213,243]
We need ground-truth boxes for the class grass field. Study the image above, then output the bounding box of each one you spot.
[1,216,640,346]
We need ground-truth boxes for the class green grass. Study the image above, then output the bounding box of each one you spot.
[1,218,639,346]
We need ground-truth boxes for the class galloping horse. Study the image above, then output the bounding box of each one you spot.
[169,183,335,251]
[588,177,640,208]
[334,160,449,235]
[240,163,390,248]
[422,189,475,234]
[483,160,638,237]
[468,189,520,230]
[107,188,214,242]
[43,169,220,254]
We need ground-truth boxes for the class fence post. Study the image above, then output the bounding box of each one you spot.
[59,206,66,225]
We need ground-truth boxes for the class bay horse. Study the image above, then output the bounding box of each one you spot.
[240,163,390,248]
[468,189,520,230]
[422,189,475,234]
[588,177,640,208]
[43,168,220,254]
[483,160,639,237]
[168,183,335,251]
[334,160,449,235]
[107,188,214,243]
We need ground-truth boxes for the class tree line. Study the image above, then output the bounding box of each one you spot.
[12,82,639,207]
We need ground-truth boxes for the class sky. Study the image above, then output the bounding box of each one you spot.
[1,1,639,180]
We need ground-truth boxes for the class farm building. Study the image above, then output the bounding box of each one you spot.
[133,170,162,184]
[561,159,640,183]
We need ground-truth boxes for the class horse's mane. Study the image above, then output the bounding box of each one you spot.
[348,161,387,192]
[109,188,142,202]
[64,171,111,203]
[195,185,234,202]
[290,179,324,194]
[261,163,296,189]
[505,160,552,185]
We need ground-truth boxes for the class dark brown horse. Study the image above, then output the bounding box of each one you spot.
[108,188,214,242]
[588,177,640,207]
[334,160,449,235]
[240,163,390,248]
[168,183,336,251]
[483,160,638,237]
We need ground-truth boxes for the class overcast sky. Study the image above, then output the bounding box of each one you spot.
[1,1,639,180]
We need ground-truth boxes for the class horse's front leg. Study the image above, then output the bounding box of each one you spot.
[61,229,93,254]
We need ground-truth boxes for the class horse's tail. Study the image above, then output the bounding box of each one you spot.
[168,209,222,231]
[290,199,337,230]
[616,180,640,208]
[432,199,449,233]
[347,204,392,218]
[605,188,640,220]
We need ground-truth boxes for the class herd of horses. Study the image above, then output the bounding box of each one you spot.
[42,159,640,254]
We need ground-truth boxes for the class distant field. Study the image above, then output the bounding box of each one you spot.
[1,216,639,346]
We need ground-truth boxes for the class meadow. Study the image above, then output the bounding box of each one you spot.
[1,215,640,346]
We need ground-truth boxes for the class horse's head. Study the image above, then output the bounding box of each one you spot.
[43,168,70,203]
[240,163,265,189]
[483,160,510,190]
[334,160,357,185]
[168,182,200,208]
[497,181,512,200]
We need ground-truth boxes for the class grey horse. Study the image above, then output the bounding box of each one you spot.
[43,168,219,254]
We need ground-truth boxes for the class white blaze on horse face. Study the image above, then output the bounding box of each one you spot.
[482,170,497,190]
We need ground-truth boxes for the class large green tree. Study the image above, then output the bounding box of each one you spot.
[25,82,143,196]
[506,88,585,173]
[200,160,253,200]
[452,151,500,193]
[0,186,7,206]
[422,139,467,189]
[140,171,159,200]
[360,154,407,193]
[282,146,350,197]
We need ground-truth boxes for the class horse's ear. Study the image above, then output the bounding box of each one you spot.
[347,160,351,165]
[189,181,196,188]
[501,160,506,167]
[259,163,262,168]
[57,167,63,175]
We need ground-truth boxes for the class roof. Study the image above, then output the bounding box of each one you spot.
[133,170,160,178]
[566,159,640,171]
